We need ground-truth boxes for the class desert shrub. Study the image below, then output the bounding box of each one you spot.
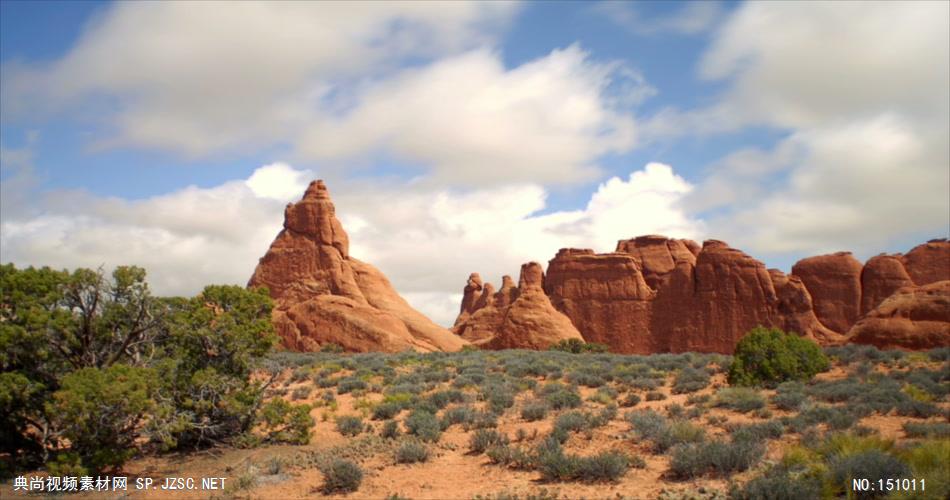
[646,391,667,401]
[620,393,641,408]
[672,367,710,394]
[395,439,429,464]
[291,386,312,401]
[828,450,911,498]
[900,440,950,500]
[372,402,403,420]
[381,420,400,439]
[319,343,344,353]
[573,451,630,482]
[484,385,516,414]
[549,339,610,354]
[771,389,807,411]
[486,444,534,469]
[894,399,940,418]
[685,393,711,406]
[666,403,685,419]
[669,439,765,478]
[258,398,314,444]
[535,440,630,483]
[902,421,950,439]
[405,409,441,442]
[470,429,509,454]
[426,389,465,409]
[551,411,593,442]
[588,386,618,404]
[540,383,582,410]
[728,327,829,387]
[728,420,784,443]
[441,404,476,428]
[336,415,364,437]
[628,377,661,390]
[337,378,369,395]
[464,410,498,430]
[730,467,822,500]
[320,459,363,493]
[627,410,669,440]
[654,420,707,453]
[713,387,766,413]
[567,371,606,388]
[521,400,550,421]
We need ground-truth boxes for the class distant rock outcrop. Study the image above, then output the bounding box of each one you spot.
[249,180,467,353]
[453,262,584,350]
[848,281,950,350]
[454,235,947,353]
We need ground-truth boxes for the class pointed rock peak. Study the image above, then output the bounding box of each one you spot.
[519,262,545,290]
[283,179,349,256]
[303,179,331,201]
[467,273,484,290]
[500,275,515,288]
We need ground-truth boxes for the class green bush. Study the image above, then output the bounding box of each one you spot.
[395,439,429,464]
[620,393,641,408]
[730,467,822,500]
[713,387,766,413]
[548,339,609,353]
[405,409,441,442]
[520,400,550,421]
[669,439,765,478]
[50,365,155,473]
[828,450,911,498]
[469,429,508,454]
[381,420,400,439]
[335,415,364,437]
[258,398,313,444]
[672,367,710,394]
[320,459,363,493]
[728,326,829,387]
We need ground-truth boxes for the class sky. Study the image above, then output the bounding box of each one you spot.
[1,0,948,326]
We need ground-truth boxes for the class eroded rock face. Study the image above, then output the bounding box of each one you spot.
[901,239,950,286]
[792,252,864,334]
[848,281,950,350]
[454,262,583,350]
[861,255,915,316]
[250,180,467,353]
[544,249,654,353]
[461,236,949,354]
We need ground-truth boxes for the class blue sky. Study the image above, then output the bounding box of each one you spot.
[1,1,947,325]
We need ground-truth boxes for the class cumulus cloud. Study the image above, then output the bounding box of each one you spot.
[299,45,642,186]
[1,2,520,156]
[0,162,701,326]
[657,1,949,257]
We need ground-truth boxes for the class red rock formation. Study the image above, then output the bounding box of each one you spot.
[848,281,950,350]
[455,235,947,354]
[860,255,914,315]
[791,252,864,334]
[250,180,467,353]
[545,249,655,353]
[770,269,843,345]
[454,262,583,350]
[901,239,950,286]
[656,240,783,353]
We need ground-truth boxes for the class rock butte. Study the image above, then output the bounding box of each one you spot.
[249,181,948,353]
[455,236,949,353]
[249,180,467,353]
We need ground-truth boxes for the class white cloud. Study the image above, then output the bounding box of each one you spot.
[656,1,949,258]
[299,45,642,186]
[0,162,701,326]
[594,1,724,36]
[1,2,521,156]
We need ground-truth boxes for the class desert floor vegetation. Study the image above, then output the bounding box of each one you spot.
[4,324,948,499]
